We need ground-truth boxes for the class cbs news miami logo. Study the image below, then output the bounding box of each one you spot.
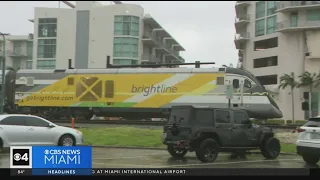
[10,146,92,169]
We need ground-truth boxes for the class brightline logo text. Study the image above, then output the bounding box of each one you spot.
[131,84,178,96]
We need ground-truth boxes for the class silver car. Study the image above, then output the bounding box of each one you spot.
[0,114,83,149]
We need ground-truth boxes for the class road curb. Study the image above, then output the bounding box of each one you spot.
[91,145,297,155]
[91,145,165,150]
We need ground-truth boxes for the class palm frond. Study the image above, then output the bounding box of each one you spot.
[278,72,297,90]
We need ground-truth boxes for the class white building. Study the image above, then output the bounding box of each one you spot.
[31,1,185,70]
[0,34,33,70]
[235,1,320,120]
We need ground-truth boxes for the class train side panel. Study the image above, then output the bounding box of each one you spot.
[16,72,225,109]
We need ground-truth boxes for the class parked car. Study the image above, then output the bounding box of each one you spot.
[162,105,281,163]
[296,115,320,165]
[0,114,83,150]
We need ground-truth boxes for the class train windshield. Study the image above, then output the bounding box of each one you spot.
[246,71,266,90]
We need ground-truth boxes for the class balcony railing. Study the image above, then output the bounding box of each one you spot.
[234,32,250,40]
[235,14,250,23]
[143,33,180,58]
[276,19,320,31]
[7,50,28,57]
[235,1,250,5]
[277,1,320,11]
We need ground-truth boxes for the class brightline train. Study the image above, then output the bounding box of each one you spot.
[0,66,283,120]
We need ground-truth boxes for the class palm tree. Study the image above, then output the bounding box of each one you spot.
[278,72,298,124]
[315,71,320,88]
[298,71,318,119]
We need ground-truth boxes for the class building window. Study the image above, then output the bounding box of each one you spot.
[290,12,298,27]
[256,75,277,85]
[27,41,33,59]
[37,39,56,58]
[37,60,56,69]
[307,9,320,21]
[254,37,278,51]
[255,19,265,37]
[114,16,140,36]
[254,56,278,68]
[38,18,57,38]
[113,37,139,58]
[113,59,138,65]
[267,1,276,16]
[266,15,277,34]
[256,1,266,19]
[26,61,33,69]
[13,41,23,55]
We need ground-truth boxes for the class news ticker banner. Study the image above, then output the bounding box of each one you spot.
[7,168,320,176]
[10,146,92,175]
[6,146,317,176]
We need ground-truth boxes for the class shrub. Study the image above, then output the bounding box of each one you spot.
[251,119,307,125]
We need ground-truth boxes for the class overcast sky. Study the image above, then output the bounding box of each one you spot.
[0,1,237,67]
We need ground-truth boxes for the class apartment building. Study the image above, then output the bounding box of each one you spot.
[0,34,33,70]
[30,1,185,70]
[234,1,320,120]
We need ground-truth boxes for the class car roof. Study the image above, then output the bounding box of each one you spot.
[0,114,41,121]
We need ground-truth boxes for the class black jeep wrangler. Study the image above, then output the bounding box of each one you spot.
[162,105,281,162]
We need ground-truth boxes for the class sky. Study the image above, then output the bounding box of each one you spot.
[0,1,238,68]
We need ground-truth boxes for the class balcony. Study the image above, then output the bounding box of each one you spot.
[235,1,251,7]
[234,32,250,49]
[6,50,28,57]
[276,19,320,32]
[141,55,160,64]
[142,31,183,62]
[276,1,320,13]
[235,1,250,16]
[142,31,158,46]
[235,14,250,32]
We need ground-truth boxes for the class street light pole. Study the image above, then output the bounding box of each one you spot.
[0,32,8,114]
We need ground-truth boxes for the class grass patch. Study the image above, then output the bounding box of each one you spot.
[80,127,165,148]
[80,127,296,153]
[280,143,296,153]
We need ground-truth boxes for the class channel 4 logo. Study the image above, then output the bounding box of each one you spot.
[10,146,92,169]
[10,146,33,169]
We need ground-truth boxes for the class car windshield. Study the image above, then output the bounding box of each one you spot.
[168,108,190,124]
[303,117,320,127]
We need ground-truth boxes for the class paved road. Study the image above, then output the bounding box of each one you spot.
[55,123,293,133]
[0,147,318,169]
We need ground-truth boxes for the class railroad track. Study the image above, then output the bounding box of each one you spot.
[50,119,300,129]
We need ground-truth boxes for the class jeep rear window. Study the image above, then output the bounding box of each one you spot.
[168,109,190,124]
[303,117,320,127]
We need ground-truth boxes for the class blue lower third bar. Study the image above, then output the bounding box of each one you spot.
[32,169,92,176]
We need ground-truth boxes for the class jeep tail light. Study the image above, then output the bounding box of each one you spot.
[296,128,305,133]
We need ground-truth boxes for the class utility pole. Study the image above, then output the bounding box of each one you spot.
[0,32,8,114]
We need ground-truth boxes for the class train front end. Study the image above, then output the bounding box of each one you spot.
[226,68,283,119]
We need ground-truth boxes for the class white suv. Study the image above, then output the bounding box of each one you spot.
[296,116,320,165]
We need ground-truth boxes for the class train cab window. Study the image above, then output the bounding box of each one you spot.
[233,79,240,89]
[244,79,251,88]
